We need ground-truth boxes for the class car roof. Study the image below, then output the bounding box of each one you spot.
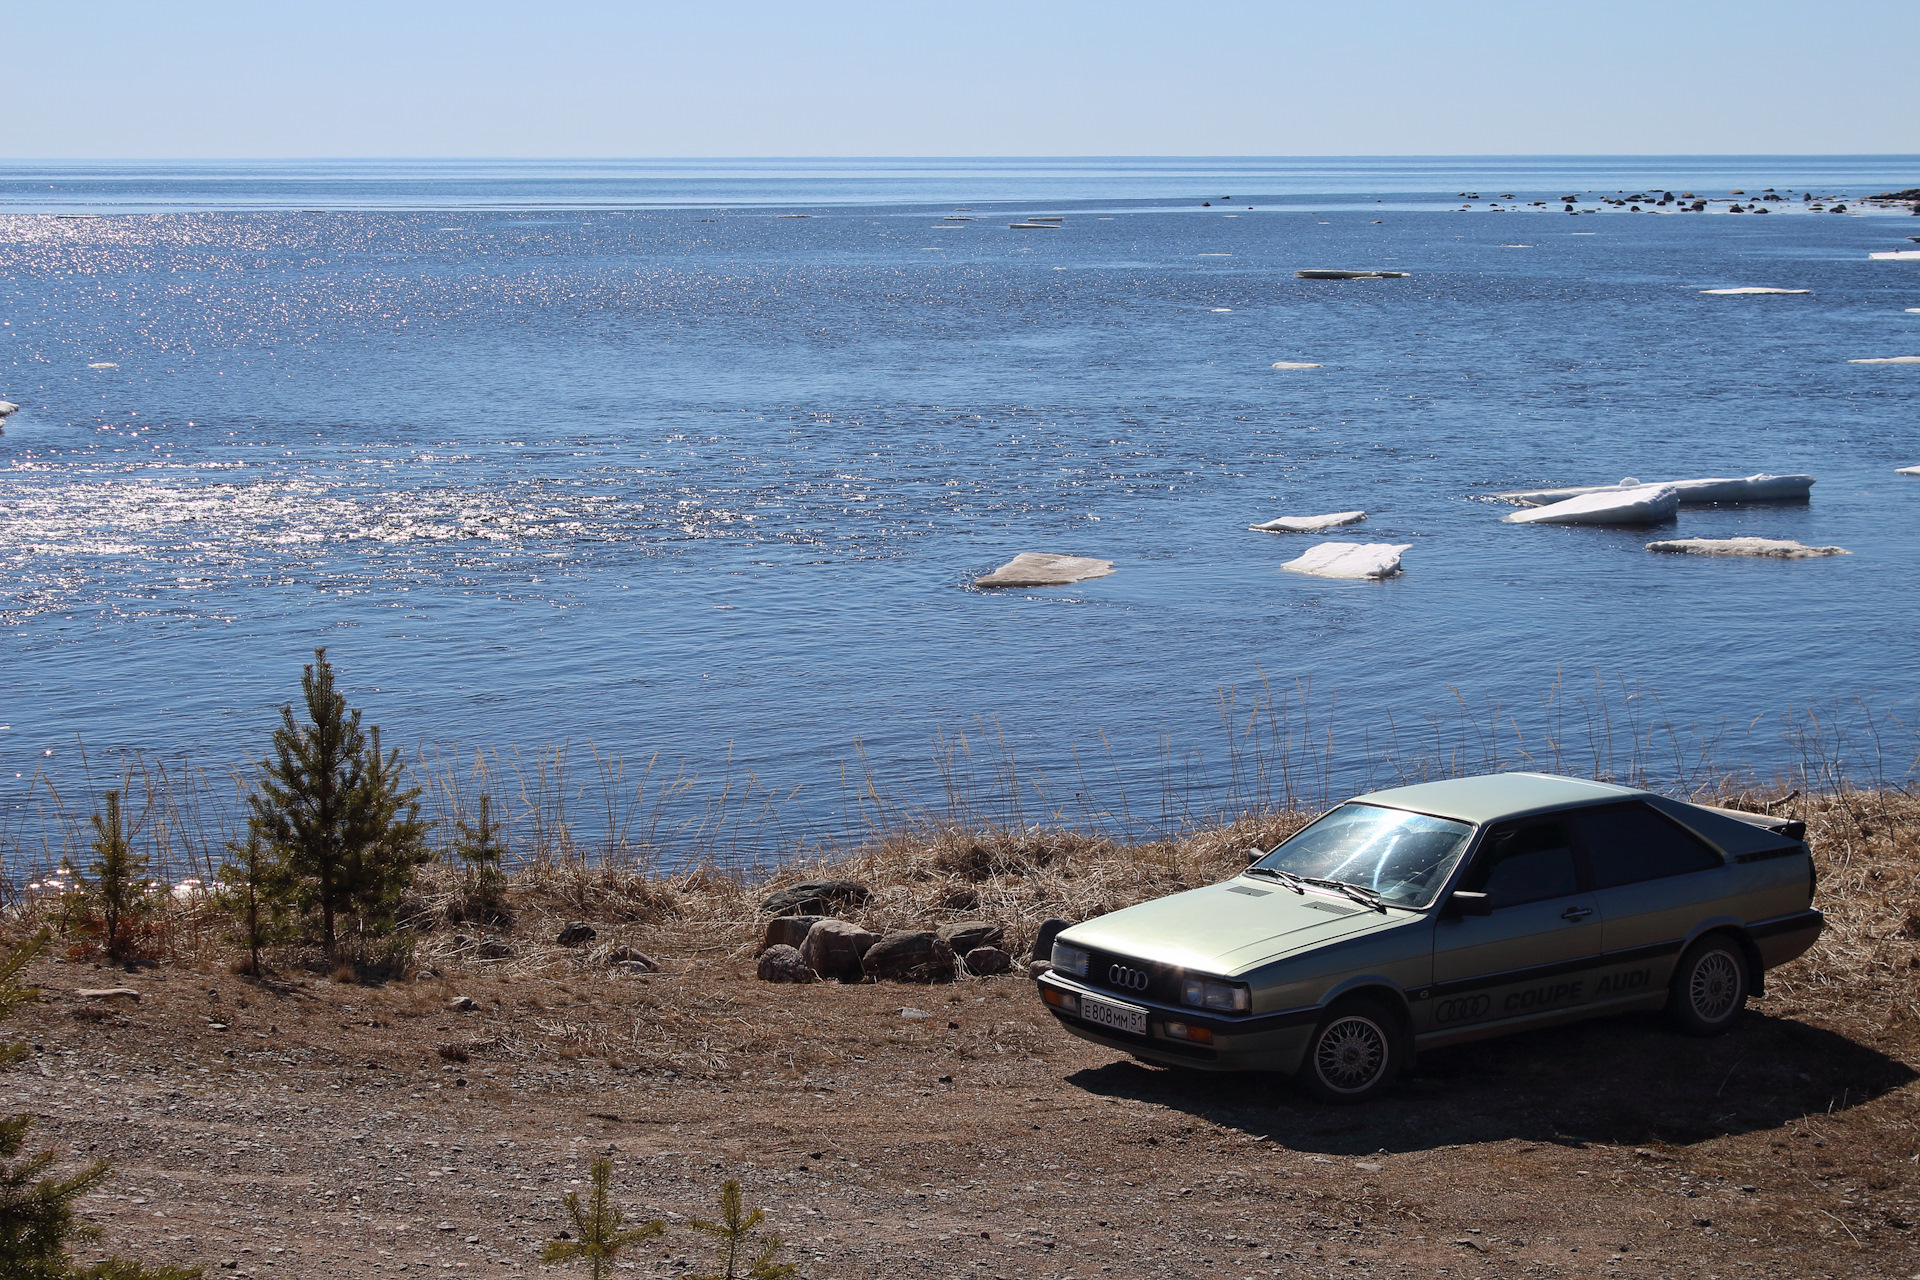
[1351,772,1642,825]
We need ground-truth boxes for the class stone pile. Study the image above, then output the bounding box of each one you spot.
[752,881,1021,984]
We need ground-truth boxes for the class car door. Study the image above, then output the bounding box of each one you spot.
[1568,802,1732,1002]
[1424,816,1602,1035]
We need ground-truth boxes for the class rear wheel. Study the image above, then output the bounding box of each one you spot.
[1667,934,1749,1036]
[1297,998,1407,1103]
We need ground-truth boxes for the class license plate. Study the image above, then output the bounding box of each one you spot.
[1079,992,1147,1036]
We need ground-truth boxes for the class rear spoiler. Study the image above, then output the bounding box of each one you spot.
[1698,803,1807,843]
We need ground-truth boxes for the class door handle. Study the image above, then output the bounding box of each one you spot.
[1561,906,1594,922]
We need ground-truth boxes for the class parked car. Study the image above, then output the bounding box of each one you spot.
[1035,772,1820,1102]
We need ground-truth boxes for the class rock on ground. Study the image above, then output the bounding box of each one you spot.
[862,931,957,983]
[555,921,596,947]
[961,946,1013,976]
[755,944,817,983]
[591,944,657,970]
[761,880,869,916]
[935,921,1004,956]
[973,552,1115,589]
[758,915,823,954]
[802,919,882,983]
[1646,537,1851,559]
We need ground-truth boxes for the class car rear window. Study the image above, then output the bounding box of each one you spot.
[1571,803,1722,888]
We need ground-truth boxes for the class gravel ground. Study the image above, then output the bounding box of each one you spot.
[14,943,1920,1280]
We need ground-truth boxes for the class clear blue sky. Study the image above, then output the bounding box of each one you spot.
[2,0,1913,157]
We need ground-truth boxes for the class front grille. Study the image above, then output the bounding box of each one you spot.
[1080,948,1185,1005]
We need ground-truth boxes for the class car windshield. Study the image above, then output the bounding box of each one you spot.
[1250,803,1475,909]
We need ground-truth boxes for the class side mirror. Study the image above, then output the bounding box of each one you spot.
[1246,848,1266,867]
[1446,890,1492,918]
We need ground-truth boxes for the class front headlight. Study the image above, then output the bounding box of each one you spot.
[1052,942,1090,978]
[1181,976,1250,1013]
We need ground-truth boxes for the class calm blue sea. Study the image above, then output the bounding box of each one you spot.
[3,157,1918,859]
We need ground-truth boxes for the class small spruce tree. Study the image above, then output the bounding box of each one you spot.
[450,794,510,925]
[0,931,201,1279]
[540,1156,663,1280]
[69,791,154,965]
[249,650,432,961]
[687,1179,797,1280]
[212,830,294,976]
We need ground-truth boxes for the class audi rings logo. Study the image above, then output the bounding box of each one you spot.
[1107,964,1150,992]
[1434,994,1491,1026]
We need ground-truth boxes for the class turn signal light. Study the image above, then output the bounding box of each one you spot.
[1041,987,1079,1015]
[1162,1020,1214,1044]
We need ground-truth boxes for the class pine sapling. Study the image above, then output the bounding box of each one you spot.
[213,830,294,976]
[451,793,511,926]
[541,1156,663,1280]
[687,1179,797,1280]
[71,790,154,964]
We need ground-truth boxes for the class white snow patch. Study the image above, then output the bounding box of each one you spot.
[974,552,1116,589]
[1282,542,1410,579]
[1251,511,1367,533]
[1647,537,1850,559]
[1503,484,1679,526]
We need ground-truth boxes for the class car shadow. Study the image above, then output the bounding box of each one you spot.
[1062,1009,1916,1155]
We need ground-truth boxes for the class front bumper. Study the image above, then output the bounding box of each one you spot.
[1034,969,1322,1074]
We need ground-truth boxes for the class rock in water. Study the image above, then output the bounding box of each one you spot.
[973,552,1115,589]
[1250,511,1366,533]
[555,921,597,947]
[761,879,870,916]
[962,946,1013,976]
[1700,287,1809,294]
[1646,537,1851,558]
[756,945,817,984]
[862,931,957,983]
[936,921,1005,956]
[1502,484,1680,526]
[1281,542,1411,579]
[758,915,823,953]
[801,919,881,983]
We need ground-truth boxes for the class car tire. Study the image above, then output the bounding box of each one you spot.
[1297,998,1407,1104]
[1667,934,1749,1037]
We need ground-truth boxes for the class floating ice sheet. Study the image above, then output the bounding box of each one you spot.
[1898,465,1920,476]
[1503,484,1679,525]
[1850,356,1920,364]
[1295,269,1410,280]
[1498,473,1813,507]
[1251,511,1366,533]
[1281,542,1409,579]
[973,552,1115,589]
[1869,251,1920,260]
[1270,361,1323,370]
[1700,287,1809,295]
[1647,537,1850,559]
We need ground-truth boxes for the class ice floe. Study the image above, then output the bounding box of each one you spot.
[1898,465,1920,476]
[0,400,18,421]
[1281,542,1410,579]
[974,552,1115,589]
[1850,356,1920,364]
[1869,250,1920,260]
[1250,511,1366,533]
[1497,473,1813,507]
[1502,484,1679,526]
[1270,361,1322,370]
[1295,269,1410,280]
[1647,537,1850,559]
[1700,287,1809,295]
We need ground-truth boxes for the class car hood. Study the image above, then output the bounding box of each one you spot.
[1058,877,1412,976]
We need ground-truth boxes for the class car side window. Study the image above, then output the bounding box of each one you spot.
[1570,803,1722,889]
[1464,821,1578,909]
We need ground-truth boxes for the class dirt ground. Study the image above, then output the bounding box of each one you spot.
[13,941,1919,1280]
[12,787,1920,1279]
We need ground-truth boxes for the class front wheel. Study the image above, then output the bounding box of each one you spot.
[1297,999,1407,1103]
[1667,935,1749,1036]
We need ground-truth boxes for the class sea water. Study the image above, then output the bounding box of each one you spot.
[3,158,1918,856]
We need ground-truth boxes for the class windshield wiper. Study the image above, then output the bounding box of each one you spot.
[1244,865,1307,894]
[1304,877,1389,913]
